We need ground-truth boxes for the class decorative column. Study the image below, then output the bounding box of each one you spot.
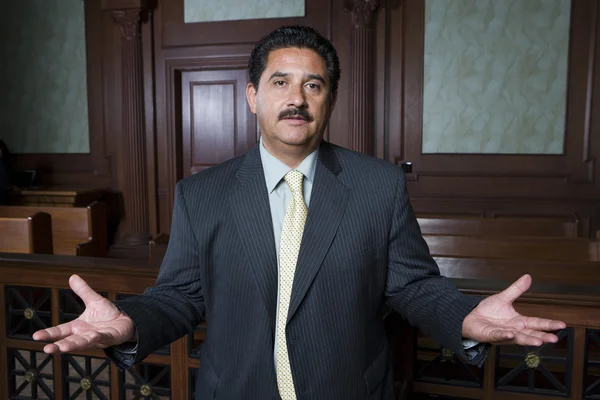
[102,1,150,247]
[344,0,379,156]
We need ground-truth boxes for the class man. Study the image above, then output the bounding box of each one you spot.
[34,26,565,399]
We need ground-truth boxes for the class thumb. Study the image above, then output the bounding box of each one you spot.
[496,274,531,304]
[69,275,104,306]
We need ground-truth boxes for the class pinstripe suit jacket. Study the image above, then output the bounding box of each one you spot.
[111,141,480,399]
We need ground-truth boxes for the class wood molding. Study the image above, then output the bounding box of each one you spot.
[101,0,147,11]
[162,55,251,230]
[344,0,379,28]
[344,0,379,155]
[107,4,150,246]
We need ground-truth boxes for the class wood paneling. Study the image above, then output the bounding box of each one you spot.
[8,0,599,241]
[180,69,257,177]
[379,0,600,234]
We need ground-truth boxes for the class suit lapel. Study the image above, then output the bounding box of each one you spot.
[229,145,278,332]
[287,142,349,322]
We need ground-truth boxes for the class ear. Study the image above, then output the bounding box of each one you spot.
[246,83,258,114]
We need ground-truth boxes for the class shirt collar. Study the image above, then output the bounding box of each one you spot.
[259,136,319,194]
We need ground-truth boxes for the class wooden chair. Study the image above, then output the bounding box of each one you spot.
[0,211,53,254]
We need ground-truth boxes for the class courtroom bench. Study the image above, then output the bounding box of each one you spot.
[0,210,53,255]
[416,215,580,238]
[0,201,108,257]
[9,186,108,208]
[423,234,599,262]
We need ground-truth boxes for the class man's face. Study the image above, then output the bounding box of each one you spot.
[246,47,335,155]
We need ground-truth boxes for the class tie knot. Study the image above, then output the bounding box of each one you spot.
[284,170,304,194]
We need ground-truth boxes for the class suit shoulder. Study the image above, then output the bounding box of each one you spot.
[176,153,245,195]
[330,143,403,181]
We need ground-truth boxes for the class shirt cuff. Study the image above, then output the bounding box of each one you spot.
[462,339,490,367]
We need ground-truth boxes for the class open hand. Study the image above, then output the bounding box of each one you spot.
[32,274,135,354]
[462,274,566,346]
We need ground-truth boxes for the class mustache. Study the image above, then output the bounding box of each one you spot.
[278,108,313,122]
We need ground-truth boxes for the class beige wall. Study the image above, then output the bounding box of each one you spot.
[422,0,571,154]
[184,0,305,23]
[0,0,89,154]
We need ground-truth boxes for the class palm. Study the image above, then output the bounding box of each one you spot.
[462,274,566,347]
[32,275,135,354]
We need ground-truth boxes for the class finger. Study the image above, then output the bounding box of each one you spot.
[511,329,561,347]
[69,274,104,306]
[518,328,560,344]
[496,274,532,304]
[47,331,104,353]
[521,316,566,331]
[487,329,515,343]
[32,322,75,342]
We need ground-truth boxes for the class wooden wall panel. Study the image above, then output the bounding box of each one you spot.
[180,69,257,177]
[379,0,600,234]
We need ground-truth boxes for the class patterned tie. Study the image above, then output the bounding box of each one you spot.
[276,170,308,399]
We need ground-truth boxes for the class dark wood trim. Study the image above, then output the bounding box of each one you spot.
[161,52,252,231]
[143,8,158,236]
[107,7,151,245]
[345,0,379,155]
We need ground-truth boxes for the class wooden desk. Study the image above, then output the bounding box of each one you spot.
[10,186,108,207]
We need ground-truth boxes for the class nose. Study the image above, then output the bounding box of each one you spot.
[287,84,307,108]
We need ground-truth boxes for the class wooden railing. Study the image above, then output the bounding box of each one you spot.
[0,253,599,400]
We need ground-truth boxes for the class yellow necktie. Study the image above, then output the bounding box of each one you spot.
[276,170,307,399]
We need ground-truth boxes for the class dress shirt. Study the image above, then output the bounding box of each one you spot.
[258,137,318,370]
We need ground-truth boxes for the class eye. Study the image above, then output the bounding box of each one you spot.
[274,80,286,87]
[306,83,321,90]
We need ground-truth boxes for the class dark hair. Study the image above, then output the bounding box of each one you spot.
[248,25,341,98]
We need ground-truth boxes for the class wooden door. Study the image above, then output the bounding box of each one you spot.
[180,69,258,177]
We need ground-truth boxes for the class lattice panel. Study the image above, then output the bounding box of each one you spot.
[62,354,111,400]
[7,348,54,399]
[6,286,52,339]
[414,330,483,388]
[119,362,171,400]
[495,328,573,396]
[59,288,108,324]
[188,322,207,359]
[584,329,600,400]
[116,294,170,355]
[189,368,198,400]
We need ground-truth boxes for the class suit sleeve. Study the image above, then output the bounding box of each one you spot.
[384,170,488,363]
[105,181,206,368]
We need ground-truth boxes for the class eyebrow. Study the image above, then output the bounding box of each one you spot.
[268,71,327,85]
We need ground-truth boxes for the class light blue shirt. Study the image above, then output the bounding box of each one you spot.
[258,137,319,370]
